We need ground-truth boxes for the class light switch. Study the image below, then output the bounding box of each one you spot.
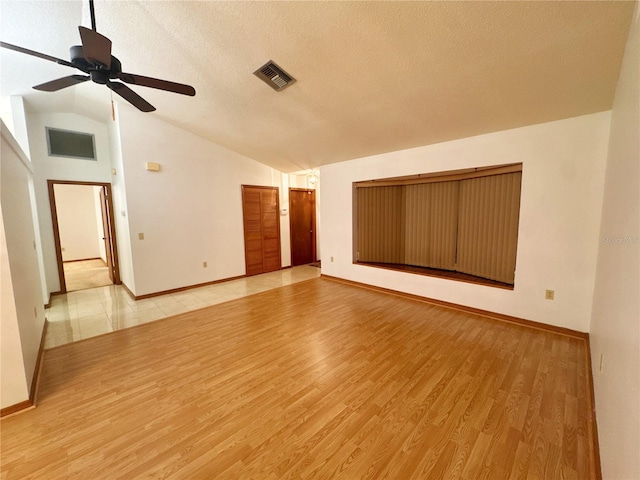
[138,233,145,240]
[145,162,161,172]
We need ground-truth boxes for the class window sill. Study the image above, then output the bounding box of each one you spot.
[353,261,514,290]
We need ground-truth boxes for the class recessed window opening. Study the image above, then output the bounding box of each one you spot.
[46,127,96,160]
[353,163,523,288]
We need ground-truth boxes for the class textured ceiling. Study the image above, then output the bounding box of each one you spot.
[0,1,635,172]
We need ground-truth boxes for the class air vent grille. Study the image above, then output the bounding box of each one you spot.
[253,60,296,92]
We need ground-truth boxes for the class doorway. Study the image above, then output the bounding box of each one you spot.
[241,185,281,276]
[289,188,316,266]
[48,180,120,293]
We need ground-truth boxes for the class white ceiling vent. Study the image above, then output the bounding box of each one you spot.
[253,60,296,92]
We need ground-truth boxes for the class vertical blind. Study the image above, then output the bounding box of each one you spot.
[357,186,405,263]
[355,167,522,285]
[404,181,458,270]
[456,172,522,284]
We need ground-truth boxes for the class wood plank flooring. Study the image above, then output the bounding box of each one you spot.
[0,278,596,479]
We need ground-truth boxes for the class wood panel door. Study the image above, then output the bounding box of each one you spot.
[289,188,316,266]
[242,186,281,276]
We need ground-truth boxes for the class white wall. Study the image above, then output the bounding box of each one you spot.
[280,173,292,267]
[320,112,610,332]
[6,96,48,305]
[107,106,135,291]
[0,207,28,408]
[9,96,31,160]
[26,112,112,294]
[54,184,102,262]
[116,106,289,296]
[589,5,639,479]
[0,122,46,409]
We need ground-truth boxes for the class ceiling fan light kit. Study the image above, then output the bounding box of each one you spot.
[0,0,196,113]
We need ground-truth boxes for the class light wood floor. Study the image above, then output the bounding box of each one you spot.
[1,278,596,479]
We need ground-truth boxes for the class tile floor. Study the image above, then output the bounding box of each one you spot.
[45,265,321,349]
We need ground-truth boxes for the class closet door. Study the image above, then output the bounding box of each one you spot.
[242,186,281,276]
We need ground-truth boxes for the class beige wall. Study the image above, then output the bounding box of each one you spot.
[26,112,113,295]
[0,122,46,409]
[54,184,102,262]
[115,106,290,296]
[589,4,639,478]
[320,112,610,333]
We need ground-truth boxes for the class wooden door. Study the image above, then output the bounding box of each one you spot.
[289,189,316,266]
[99,187,115,283]
[242,186,281,276]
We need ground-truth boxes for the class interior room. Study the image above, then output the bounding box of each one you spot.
[1,1,638,479]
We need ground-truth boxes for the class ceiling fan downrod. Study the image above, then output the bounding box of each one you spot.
[89,0,97,31]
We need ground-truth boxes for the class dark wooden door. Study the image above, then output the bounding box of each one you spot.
[242,186,281,276]
[289,189,316,266]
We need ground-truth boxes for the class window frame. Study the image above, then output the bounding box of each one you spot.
[45,127,97,161]
[353,163,523,289]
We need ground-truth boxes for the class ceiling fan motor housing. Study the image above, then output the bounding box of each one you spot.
[70,45,122,82]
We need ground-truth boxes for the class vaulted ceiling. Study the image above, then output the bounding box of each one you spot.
[0,1,635,172]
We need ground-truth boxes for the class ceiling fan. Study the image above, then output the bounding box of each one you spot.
[0,0,195,112]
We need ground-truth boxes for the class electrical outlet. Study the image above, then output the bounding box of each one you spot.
[203,261,208,268]
[331,256,334,262]
[545,289,555,300]
[138,233,145,240]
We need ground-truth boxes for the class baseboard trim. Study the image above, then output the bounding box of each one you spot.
[30,320,48,406]
[321,274,587,340]
[584,335,603,479]
[121,282,136,300]
[122,265,300,301]
[62,257,102,264]
[133,274,247,300]
[0,400,33,417]
[1,320,48,418]
[44,292,52,309]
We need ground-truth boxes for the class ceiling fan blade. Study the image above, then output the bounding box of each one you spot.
[117,72,196,96]
[1,41,75,68]
[78,26,111,69]
[33,75,90,92]
[107,82,155,112]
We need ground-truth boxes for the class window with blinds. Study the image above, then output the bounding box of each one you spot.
[354,163,522,286]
